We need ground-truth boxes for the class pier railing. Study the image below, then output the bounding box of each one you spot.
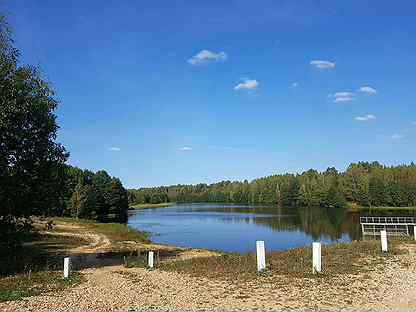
[360,216,416,236]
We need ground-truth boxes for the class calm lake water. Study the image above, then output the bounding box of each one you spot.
[128,203,364,253]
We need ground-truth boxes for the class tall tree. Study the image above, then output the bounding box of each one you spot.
[0,15,68,247]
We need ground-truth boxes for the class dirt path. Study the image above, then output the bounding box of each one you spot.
[1,221,415,311]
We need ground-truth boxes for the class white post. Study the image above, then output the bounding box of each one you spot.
[64,257,71,278]
[312,242,321,274]
[256,240,266,272]
[148,251,154,268]
[381,230,388,252]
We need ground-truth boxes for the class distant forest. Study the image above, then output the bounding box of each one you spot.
[128,162,416,208]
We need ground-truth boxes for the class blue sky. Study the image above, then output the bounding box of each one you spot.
[3,1,416,188]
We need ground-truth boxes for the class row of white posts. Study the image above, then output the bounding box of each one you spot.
[255,228,404,274]
[62,226,416,278]
[255,240,323,274]
[63,251,156,279]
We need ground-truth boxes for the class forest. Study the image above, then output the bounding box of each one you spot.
[128,162,416,209]
[0,15,128,250]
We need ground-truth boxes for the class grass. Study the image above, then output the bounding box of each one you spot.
[0,232,89,302]
[83,221,151,243]
[0,232,90,276]
[129,202,175,209]
[123,253,149,268]
[158,240,405,283]
[52,217,151,243]
[348,204,416,212]
[0,217,153,302]
[0,271,83,302]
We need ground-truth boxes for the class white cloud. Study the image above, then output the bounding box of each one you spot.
[334,91,354,98]
[358,86,377,95]
[108,147,121,151]
[355,114,376,122]
[310,60,336,69]
[333,91,355,103]
[179,147,192,151]
[391,134,404,140]
[234,79,259,91]
[292,82,299,87]
[334,97,355,103]
[188,50,227,65]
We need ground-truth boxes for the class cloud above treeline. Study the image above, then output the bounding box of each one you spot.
[188,50,227,65]
[310,60,336,69]
[355,114,376,122]
[234,79,259,91]
[108,147,121,151]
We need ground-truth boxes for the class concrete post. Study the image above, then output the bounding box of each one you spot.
[64,257,71,278]
[381,230,388,252]
[256,241,266,272]
[312,242,321,274]
[148,251,154,268]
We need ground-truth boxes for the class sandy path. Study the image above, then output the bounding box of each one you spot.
[1,246,416,311]
[42,230,112,253]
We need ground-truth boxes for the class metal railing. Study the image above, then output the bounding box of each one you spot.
[360,216,416,236]
[360,216,416,225]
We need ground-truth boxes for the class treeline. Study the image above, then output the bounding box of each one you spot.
[63,167,128,222]
[0,15,128,249]
[128,162,416,208]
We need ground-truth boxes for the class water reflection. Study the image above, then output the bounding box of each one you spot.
[127,203,405,252]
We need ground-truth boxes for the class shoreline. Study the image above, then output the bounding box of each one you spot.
[2,217,416,310]
[2,218,416,311]
[348,205,416,212]
[130,201,416,212]
[129,202,175,209]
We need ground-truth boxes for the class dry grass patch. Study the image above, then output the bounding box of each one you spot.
[158,240,404,283]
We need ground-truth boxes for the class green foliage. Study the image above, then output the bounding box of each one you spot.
[0,15,68,249]
[0,18,68,219]
[128,162,416,209]
[65,167,129,223]
[0,15,129,253]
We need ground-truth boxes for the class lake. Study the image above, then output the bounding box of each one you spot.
[128,203,365,253]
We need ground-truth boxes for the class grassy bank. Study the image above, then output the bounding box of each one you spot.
[0,271,83,302]
[157,239,408,283]
[348,205,416,212]
[0,231,88,302]
[129,202,175,209]
[53,218,151,243]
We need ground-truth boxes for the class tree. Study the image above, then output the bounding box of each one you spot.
[1,16,68,248]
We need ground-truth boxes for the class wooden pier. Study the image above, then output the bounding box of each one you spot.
[360,216,416,236]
